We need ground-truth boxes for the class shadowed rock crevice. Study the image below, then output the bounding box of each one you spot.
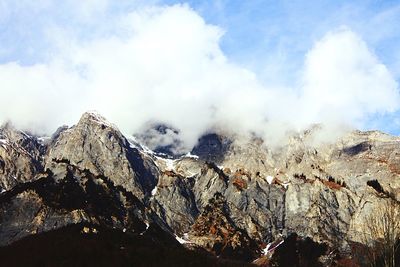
[367,179,384,194]
[124,145,158,197]
[270,233,328,267]
[342,142,371,156]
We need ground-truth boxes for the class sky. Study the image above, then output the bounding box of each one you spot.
[0,0,399,150]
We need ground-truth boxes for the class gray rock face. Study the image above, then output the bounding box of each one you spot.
[0,157,151,246]
[46,112,158,200]
[0,125,44,191]
[150,171,199,233]
[0,112,399,264]
[149,128,400,258]
[188,192,259,261]
[0,190,88,246]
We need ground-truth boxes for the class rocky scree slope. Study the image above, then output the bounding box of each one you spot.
[0,112,399,265]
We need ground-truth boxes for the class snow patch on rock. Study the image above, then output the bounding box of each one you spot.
[0,139,8,148]
[151,186,158,196]
[140,222,150,236]
[262,243,272,255]
[266,176,274,184]
[140,144,155,155]
[164,158,176,171]
[262,239,284,256]
[84,111,115,128]
[183,152,199,159]
[175,234,191,244]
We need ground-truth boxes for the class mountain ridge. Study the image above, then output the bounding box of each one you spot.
[1,111,399,266]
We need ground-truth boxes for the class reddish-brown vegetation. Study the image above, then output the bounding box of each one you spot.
[232,177,248,190]
[322,180,343,190]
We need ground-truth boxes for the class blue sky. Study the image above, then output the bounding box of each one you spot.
[0,0,399,141]
[3,1,399,79]
[167,0,400,86]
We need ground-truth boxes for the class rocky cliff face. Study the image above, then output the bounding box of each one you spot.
[0,111,399,265]
[0,124,44,191]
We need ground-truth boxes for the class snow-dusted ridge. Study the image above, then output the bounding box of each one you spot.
[184,152,199,159]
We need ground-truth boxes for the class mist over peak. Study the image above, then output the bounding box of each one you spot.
[0,3,399,150]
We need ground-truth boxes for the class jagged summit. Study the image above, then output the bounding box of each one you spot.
[46,111,158,200]
[77,111,116,129]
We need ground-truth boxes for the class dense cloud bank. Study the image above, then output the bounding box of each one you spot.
[0,4,399,151]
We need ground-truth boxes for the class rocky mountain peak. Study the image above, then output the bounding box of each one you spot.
[77,111,117,130]
[46,112,158,200]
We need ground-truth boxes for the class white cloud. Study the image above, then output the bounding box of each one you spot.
[0,61,89,133]
[299,27,400,128]
[0,4,398,149]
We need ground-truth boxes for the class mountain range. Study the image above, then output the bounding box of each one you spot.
[0,111,399,266]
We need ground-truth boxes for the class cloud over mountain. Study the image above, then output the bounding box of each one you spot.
[0,4,399,150]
